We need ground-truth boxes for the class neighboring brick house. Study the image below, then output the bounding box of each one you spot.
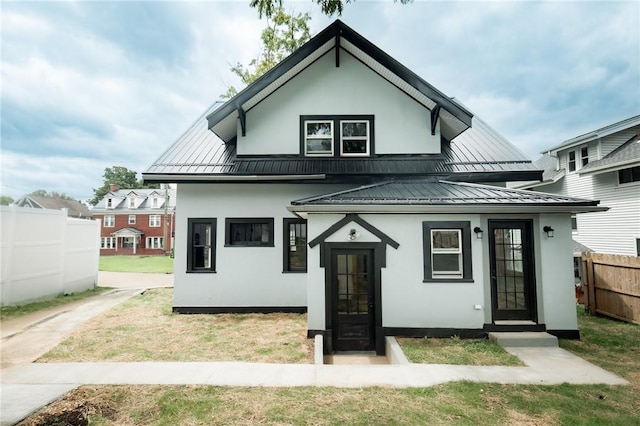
[92,185,176,256]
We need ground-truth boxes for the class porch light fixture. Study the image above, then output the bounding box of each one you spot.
[348,228,358,240]
[473,227,484,239]
[543,226,555,238]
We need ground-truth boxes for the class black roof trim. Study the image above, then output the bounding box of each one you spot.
[206,20,472,133]
[308,213,399,249]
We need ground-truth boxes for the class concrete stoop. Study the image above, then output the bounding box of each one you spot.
[489,331,558,348]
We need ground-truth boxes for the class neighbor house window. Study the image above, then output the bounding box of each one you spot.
[122,237,138,249]
[146,236,164,249]
[580,146,589,167]
[423,221,472,282]
[104,215,115,227]
[128,215,136,225]
[283,218,307,272]
[129,198,135,208]
[225,218,274,246]
[618,166,640,184]
[187,218,216,272]
[568,151,576,172]
[152,197,159,208]
[106,198,113,208]
[149,215,161,227]
[571,215,578,232]
[101,237,116,249]
[301,115,373,157]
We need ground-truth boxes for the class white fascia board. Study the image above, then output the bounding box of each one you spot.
[143,174,327,182]
[287,204,608,215]
[545,115,640,154]
[578,159,640,176]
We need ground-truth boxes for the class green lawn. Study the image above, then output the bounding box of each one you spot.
[0,287,110,321]
[24,306,640,425]
[99,255,174,273]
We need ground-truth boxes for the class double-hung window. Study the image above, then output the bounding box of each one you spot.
[104,215,115,227]
[187,218,216,272]
[618,166,640,184]
[225,218,274,247]
[128,215,136,225]
[146,237,164,249]
[101,237,116,249]
[149,215,161,227]
[580,146,589,167]
[283,218,307,272]
[423,221,473,282]
[302,115,373,157]
[568,151,577,172]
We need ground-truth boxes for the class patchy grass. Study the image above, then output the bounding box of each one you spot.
[397,336,523,366]
[23,306,640,425]
[0,287,111,322]
[99,255,173,273]
[38,288,312,364]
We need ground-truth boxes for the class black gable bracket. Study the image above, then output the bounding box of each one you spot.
[431,104,441,136]
[335,33,341,67]
[238,106,247,137]
[309,213,400,250]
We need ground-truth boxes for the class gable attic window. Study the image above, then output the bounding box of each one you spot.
[107,198,113,209]
[129,198,135,208]
[580,146,589,167]
[568,151,577,172]
[152,197,159,208]
[301,115,373,157]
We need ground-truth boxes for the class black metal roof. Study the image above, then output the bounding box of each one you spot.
[291,179,601,207]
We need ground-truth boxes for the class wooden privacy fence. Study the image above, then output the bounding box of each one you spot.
[581,252,640,325]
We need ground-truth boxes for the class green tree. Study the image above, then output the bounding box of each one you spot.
[89,166,137,205]
[29,189,75,200]
[251,0,411,18]
[0,196,14,206]
[222,6,311,98]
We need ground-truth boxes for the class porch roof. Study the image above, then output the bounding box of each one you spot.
[111,228,144,237]
[289,180,607,215]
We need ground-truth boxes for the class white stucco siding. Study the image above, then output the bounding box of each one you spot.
[237,50,439,156]
[535,214,578,331]
[305,214,487,331]
[173,183,352,308]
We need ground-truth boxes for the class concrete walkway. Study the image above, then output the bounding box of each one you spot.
[0,272,628,426]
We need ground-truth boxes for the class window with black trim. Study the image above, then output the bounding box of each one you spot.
[423,221,472,282]
[225,218,274,246]
[301,115,373,157]
[187,218,216,272]
[283,218,307,272]
[571,215,578,232]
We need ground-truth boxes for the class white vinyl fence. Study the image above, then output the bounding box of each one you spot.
[0,206,100,306]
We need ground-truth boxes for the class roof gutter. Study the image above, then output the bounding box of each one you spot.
[287,204,607,216]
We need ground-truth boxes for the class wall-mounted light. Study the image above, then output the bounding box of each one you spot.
[348,228,358,241]
[543,226,555,238]
[473,227,484,239]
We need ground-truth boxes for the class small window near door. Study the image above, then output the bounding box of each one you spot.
[225,218,274,247]
[187,218,216,272]
[283,218,307,272]
[423,221,473,282]
[571,215,577,232]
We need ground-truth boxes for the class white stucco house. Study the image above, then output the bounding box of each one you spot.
[512,115,640,258]
[143,20,604,354]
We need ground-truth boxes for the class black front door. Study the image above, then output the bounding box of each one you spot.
[331,249,375,351]
[489,220,536,321]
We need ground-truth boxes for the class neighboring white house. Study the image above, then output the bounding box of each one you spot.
[512,115,640,257]
[143,20,604,354]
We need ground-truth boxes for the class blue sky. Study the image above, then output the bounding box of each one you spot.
[2,0,639,202]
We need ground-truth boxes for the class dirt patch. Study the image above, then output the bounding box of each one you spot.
[38,288,313,364]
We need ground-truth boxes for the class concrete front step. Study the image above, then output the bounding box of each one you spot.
[489,331,558,348]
